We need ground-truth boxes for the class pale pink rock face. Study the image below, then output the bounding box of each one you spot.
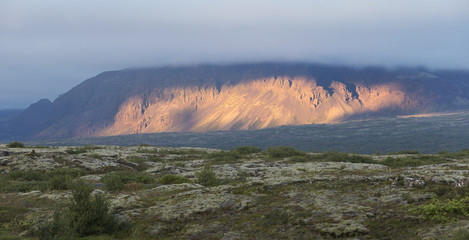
[99,76,416,136]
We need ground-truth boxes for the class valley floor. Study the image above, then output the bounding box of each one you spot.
[1,144,469,239]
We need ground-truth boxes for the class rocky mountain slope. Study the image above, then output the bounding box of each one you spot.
[1,144,469,239]
[2,63,469,140]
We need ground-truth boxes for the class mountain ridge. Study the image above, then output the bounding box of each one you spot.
[2,62,469,141]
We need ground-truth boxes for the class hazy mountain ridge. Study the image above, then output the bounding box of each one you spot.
[2,63,469,140]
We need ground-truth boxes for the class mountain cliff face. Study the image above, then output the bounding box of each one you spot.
[100,78,410,135]
[2,63,469,140]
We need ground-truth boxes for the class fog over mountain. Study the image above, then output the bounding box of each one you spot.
[1,63,468,141]
[1,1,468,109]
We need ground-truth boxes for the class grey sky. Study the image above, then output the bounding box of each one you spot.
[1,0,468,109]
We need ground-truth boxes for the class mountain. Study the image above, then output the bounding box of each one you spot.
[0,109,24,122]
[2,63,469,140]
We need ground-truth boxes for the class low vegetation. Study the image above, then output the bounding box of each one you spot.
[35,180,121,239]
[380,155,448,168]
[310,151,375,164]
[388,150,420,155]
[0,168,88,193]
[1,145,469,239]
[232,146,262,154]
[438,149,469,160]
[411,194,469,223]
[6,141,25,148]
[65,145,102,154]
[158,174,191,185]
[265,146,306,159]
[196,165,220,187]
[102,171,154,192]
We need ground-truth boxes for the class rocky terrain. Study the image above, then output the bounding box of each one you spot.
[1,143,469,239]
[2,63,469,141]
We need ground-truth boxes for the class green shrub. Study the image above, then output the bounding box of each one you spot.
[381,155,447,168]
[158,174,191,185]
[36,208,74,240]
[315,151,375,163]
[207,151,242,163]
[35,180,119,239]
[68,181,117,236]
[438,149,469,160]
[428,184,455,198]
[266,146,305,159]
[6,141,25,148]
[132,174,154,184]
[411,194,469,223]
[102,171,154,192]
[138,143,153,147]
[232,146,262,155]
[196,165,220,187]
[48,175,73,190]
[46,168,86,191]
[102,172,134,192]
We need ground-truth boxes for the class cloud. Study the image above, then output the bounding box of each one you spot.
[1,0,468,108]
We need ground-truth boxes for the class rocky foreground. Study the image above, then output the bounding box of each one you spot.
[1,144,469,239]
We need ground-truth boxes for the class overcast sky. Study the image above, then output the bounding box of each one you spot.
[1,0,468,109]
